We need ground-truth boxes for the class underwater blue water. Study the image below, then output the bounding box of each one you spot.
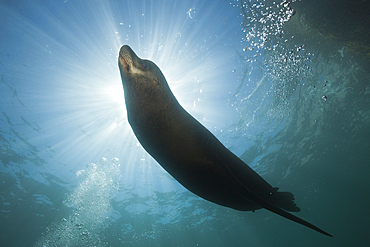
[1,0,370,246]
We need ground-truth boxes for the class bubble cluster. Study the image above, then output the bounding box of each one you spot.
[34,158,120,247]
[240,0,312,105]
[241,0,296,61]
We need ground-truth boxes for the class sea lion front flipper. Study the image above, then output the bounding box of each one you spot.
[261,197,333,237]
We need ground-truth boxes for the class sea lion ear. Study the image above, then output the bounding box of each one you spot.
[142,62,149,70]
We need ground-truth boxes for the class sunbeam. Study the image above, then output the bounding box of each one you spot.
[0,0,245,179]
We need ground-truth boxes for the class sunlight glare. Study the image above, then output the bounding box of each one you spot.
[105,82,125,106]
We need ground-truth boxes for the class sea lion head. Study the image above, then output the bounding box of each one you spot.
[118,45,177,126]
[118,45,166,90]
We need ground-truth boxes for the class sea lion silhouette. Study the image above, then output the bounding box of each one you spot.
[118,45,332,237]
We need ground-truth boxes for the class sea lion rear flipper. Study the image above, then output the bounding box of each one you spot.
[223,163,331,236]
[240,184,332,236]
[271,187,300,212]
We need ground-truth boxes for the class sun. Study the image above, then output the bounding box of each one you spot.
[105,82,125,106]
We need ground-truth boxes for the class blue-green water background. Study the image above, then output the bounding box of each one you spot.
[1,0,369,246]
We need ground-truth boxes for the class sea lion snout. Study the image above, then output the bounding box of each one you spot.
[119,45,134,59]
[118,46,132,74]
[119,45,136,73]
[118,56,130,72]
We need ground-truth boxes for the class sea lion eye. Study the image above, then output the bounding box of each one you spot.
[142,62,148,70]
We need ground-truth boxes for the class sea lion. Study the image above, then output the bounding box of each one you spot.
[118,45,332,237]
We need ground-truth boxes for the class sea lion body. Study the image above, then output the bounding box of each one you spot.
[118,45,331,236]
